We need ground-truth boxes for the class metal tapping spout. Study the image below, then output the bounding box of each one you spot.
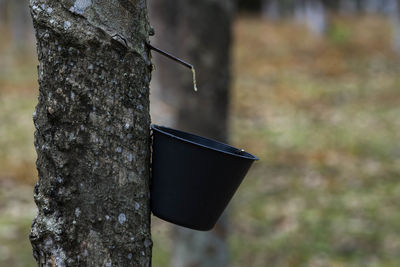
[146,43,198,92]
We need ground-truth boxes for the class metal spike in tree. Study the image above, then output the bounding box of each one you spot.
[29,0,152,266]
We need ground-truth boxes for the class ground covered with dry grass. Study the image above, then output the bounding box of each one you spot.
[229,15,400,267]
[1,15,400,266]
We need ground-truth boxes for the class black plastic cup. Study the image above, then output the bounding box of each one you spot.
[151,125,258,231]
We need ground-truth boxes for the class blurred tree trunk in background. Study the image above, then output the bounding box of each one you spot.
[29,0,152,266]
[355,0,364,12]
[322,0,339,11]
[238,0,261,12]
[0,0,34,44]
[262,0,327,35]
[10,0,32,45]
[295,0,327,35]
[390,0,400,53]
[262,0,280,20]
[150,0,235,266]
[339,0,358,14]
[0,0,7,26]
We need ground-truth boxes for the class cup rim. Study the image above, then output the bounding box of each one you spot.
[151,124,259,161]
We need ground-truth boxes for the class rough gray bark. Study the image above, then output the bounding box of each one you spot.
[150,0,234,266]
[29,0,152,266]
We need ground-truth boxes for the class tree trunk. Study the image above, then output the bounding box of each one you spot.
[29,1,152,266]
[150,0,234,266]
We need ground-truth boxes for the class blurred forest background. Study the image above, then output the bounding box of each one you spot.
[1,0,400,266]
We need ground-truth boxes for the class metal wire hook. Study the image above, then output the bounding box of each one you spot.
[146,42,198,92]
[146,43,193,69]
